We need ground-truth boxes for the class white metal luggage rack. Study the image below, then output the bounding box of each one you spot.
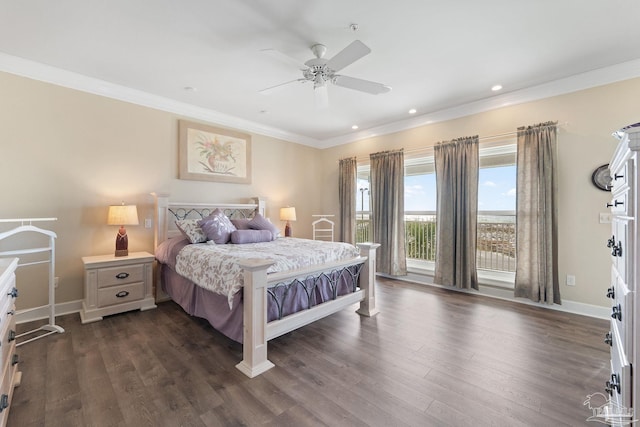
[312,215,335,241]
[0,218,65,346]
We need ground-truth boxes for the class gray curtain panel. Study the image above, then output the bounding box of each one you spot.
[514,122,560,304]
[370,149,407,275]
[338,157,357,244]
[434,136,479,290]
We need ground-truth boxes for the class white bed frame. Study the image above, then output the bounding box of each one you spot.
[152,193,380,377]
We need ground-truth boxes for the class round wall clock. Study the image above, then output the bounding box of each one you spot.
[591,164,612,191]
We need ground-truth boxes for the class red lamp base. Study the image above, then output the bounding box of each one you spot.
[115,226,129,257]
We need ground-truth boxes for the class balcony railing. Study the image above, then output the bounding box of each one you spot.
[356,211,516,273]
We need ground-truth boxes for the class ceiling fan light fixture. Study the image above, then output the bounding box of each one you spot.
[313,74,327,89]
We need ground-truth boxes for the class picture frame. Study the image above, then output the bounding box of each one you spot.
[179,120,252,184]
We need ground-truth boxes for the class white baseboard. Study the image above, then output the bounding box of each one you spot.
[382,272,610,320]
[15,300,83,325]
[13,275,611,326]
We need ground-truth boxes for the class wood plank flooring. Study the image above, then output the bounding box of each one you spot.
[8,278,609,426]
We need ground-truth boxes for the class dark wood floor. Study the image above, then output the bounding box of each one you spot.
[8,278,609,427]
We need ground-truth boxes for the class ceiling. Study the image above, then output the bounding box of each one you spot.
[1,0,640,148]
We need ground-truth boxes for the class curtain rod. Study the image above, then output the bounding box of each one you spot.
[349,121,567,163]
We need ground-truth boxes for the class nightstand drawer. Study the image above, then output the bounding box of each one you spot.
[98,282,144,307]
[97,264,144,288]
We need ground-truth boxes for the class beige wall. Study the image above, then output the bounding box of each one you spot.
[1,69,638,311]
[319,77,640,308]
[0,71,323,310]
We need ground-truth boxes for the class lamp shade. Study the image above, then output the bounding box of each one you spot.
[107,204,139,226]
[280,207,297,222]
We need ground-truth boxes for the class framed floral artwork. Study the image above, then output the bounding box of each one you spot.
[178,120,252,184]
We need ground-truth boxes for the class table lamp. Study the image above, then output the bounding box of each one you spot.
[280,207,296,237]
[107,203,139,256]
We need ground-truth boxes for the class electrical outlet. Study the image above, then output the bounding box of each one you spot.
[145,219,152,228]
[54,277,59,288]
[566,275,576,286]
[599,212,612,224]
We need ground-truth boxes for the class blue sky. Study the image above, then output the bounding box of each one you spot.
[357,165,516,212]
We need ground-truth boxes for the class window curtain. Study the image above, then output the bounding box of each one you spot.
[514,121,560,304]
[370,149,407,275]
[434,136,479,290]
[338,157,357,244]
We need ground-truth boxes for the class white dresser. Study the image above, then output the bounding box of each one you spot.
[606,125,640,415]
[0,258,21,427]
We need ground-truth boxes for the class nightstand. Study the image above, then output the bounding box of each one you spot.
[80,251,156,324]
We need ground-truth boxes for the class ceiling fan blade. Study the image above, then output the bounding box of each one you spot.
[333,75,391,95]
[260,48,306,70]
[314,85,329,109]
[259,79,307,94]
[326,40,371,72]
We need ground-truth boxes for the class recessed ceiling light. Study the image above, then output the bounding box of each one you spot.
[352,125,359,130]
[491,85,502,92]
[408,108,417,114]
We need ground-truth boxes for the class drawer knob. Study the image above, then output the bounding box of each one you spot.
[612,241,623,257]
[611,304,622,321]
[605,373,621,395]
[115,272,130,280]
[604,331,613,346]
[0,394,7,412]
[11,354,19,366]
[7,287,18,298]
[6,310,14,316]
[115,290,130,298]
[607,235,615,248]
[606,287,615,299]
[8,330,16,342]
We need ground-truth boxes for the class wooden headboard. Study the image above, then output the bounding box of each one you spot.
[151,193,266,249]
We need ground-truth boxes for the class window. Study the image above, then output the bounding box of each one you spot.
[477,145,516,274]
[355,142,516,279]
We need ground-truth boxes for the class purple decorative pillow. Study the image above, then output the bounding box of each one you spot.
[198,209,237,244]
[247,213,280,238]
[230,229,273,244]
[231,218,251,230]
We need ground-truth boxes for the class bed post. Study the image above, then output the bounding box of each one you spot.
[151,192,170,302]
[251,197,267,217]
[151,192,169,248]
[356,243,380,317]
[236,258,276,378]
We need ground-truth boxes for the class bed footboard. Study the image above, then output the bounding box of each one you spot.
[236,242,380,378]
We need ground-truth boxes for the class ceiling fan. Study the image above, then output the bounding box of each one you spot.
[260,40,391,108]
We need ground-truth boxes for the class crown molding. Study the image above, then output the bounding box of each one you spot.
[318,58,640,148]
[1,52,639,150]
[0,52,320,147]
